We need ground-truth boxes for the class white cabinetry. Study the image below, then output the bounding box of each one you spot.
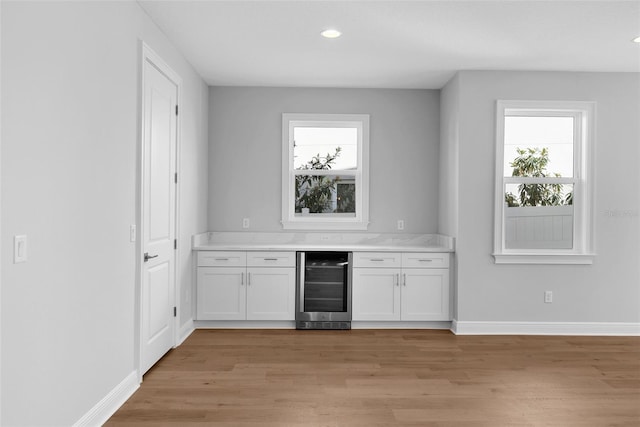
[196,251,295,321]
[352,252,450,321]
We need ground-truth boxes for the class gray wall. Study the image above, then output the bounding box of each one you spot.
[208,87,440,233]
[1,1,208,425]
[451,71,640,323]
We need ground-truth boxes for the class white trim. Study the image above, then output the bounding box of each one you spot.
[493,253,594,264]
[195,320,296,329]
[72,371,139,427]
[0,2,3,419]
[493,100,595,264]
[452,320,640,336]
[192,321,453,330]
[281,113,370,230]
[137,41,182,381]
[178,319,195,345]
[351,321,452,330]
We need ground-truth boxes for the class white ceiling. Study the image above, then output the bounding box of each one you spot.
[138,0,640,89]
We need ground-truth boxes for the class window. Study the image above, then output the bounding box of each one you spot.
[282,113,369,230]
[493,101,595,264]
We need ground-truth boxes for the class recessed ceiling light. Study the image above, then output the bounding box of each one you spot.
[634,36,640,43]
[321,29,342,39]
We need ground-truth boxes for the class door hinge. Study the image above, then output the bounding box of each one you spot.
[175,105,178,116]
[174,239,177,250]
[174,173,178,184]
[173,306,177,317]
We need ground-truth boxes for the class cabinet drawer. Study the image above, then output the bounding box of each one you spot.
[197,251,246,267]
[247,251,295,267]
[402,252,449,269]
[353,252,401,268]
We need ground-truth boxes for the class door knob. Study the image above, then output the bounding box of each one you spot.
[144,252,158,262]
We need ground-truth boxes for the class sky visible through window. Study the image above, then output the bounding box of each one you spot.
[294,127,357,170]
[504,116,574,178]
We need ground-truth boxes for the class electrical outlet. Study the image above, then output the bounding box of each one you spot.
[397,220,405,230]
[242,218,250,229]
[544,290,553,303]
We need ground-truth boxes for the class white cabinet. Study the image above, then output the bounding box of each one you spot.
[197,266,246,320]
[401,268,450,321]
[197,251,295,321]
[352,268,401,320]
[245,267,296,320]
[352,252,450,321]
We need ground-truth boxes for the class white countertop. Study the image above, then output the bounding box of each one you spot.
[192,232,454,252]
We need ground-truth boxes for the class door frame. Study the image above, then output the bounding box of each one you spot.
[135,41,182,382]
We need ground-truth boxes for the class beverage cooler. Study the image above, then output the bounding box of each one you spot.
[295,251,352,329]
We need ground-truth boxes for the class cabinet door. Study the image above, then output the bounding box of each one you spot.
[196,267,246,320]
[352,268,401,321]
[246,267,296,320]
[401,269,450,321]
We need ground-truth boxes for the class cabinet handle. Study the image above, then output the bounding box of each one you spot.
[418,259,433,262]
[395,274,400,286]
[241,272,244,286]
[215,258,229,261]
[248,272,251,286]
[370,258,385,262]
[263,258,278,261]
[403,273,407,286]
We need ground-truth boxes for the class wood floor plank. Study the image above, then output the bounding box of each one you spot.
[106,330,640,426]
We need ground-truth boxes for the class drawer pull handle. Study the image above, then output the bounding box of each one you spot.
[418,259,433,262]
[263,258,278,261]
[370,258,385,262]
[215,258,229,261]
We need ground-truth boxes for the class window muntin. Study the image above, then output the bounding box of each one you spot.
[494,101,594,264]
[282,114,369,230]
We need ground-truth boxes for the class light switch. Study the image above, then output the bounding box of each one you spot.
[14,235,27,263]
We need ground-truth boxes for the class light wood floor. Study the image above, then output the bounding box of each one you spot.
[107,329,640,426]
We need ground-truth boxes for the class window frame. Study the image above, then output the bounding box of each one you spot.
[281,113,370,230]
[493,100,596,264]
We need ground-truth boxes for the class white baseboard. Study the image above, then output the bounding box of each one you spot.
[178,318,195,345]
[73,370,139,427]
[452,320,640,336]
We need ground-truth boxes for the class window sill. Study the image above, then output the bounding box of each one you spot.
[493,253,595,265]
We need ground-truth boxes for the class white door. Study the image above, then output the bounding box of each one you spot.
[141,53,178,374]
[401,269,450,321]
[352,268,401,321]
[196,267,247,320]
[246,267,296,320]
